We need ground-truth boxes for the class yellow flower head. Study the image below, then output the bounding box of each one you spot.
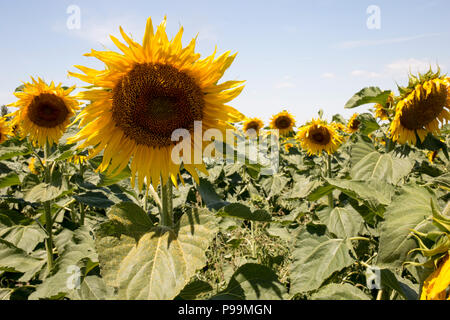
[420,254,450,300]
[346,113,360,133]
[8,77,79,147]
[68,17,245,190]
[0,117,13,144]
[296,118,344,156]
[269,110,295,135]
[243,117,264,136]
[284,143,294,152]
[28,157,44,174]
[427,150,439,163]
[389,70,450,145]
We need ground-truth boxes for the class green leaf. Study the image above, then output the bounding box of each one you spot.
[0,173,21,189]
[357,113,380,136]
[98,167,131,187]
[377,186,436,268]
[24,183,64,203]
[0,224,46,254]
[344,87,391,109]
[0,146,31,161]
[218,203,272,222]
[316,206,364,239]
[351,138,376,166]
[69,276,115,300]
[96,206,218,300]
[379,268,419,300]
[290,231,354,294]
[177,280,213,300]
[74,192,115,209]
[213,263,287,300]
[0,239,45,282]
[197,178,228,210]
[310,283,372,300]
[351,152,413,185]
[306,183,335,202]
[261,174,289,199]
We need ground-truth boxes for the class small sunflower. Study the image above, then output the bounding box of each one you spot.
[427,150,439,164]
[420,254,450,300]
[68,17,245,189]
[243,117,264,136]
[28,157,44,174]
[296,118,344,156]
[284,143,294,152]
[346,113,360,133]
[0,117,13,144]
[389,70,450,145]
[269,110,295,135]
[8,78,79,147]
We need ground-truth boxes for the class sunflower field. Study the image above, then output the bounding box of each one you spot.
[0,17,449,301]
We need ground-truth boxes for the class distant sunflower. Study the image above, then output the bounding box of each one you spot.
[296,118,343,156]
[427,150,439,164]
[420,254,450,300]
[0,117,12,144]
[270,110,295,135]
[389,70,450,145]
[9,78,79,147]
[68,17,245,189]
[243,117,264,135]
[284,143,294,152]
[346,113,360,133]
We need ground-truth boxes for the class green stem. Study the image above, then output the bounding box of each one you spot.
[43,142,54,272]
[79,162,86,225]
[326,154,334,209]
[160,179,173,227]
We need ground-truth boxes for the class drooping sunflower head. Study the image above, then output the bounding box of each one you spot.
[243,117,264,136]
[68,17,245,189]
[296,118,344,156]
[346,113,360,133]
[420,254,450,300]
[269,110,295,135]
[0,117,13,144]
[389,69,450,145]
[373,93,393,121]
[9,78,79,147]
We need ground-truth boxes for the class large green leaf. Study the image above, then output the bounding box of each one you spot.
[24,183,64,203]
[0,224,46,254]
[0,173,21,189]
[377,186,436,268]
[0,146,31,161]
[316,206,364,239]
[290,231,354,294]
[74,191,115,209]
[68,276,115,300]
[344,87,391,109]
[261,174,289,199]
[95,204,218,300]
[0,239,45,282]
[197,178,228,210]
[212,263,287,300]
[351,152,413,185]
[218,203,272,222]
[310,283,372,300]
[350,139,376,166]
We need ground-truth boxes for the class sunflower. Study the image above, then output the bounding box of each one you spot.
[28,157,44,174]
[427,150,439,164]
[420,254,450,300]
[68,17,245,189]
[284,143,294,152]
[269,110,295,135]
[389,70,450,145]
[0,117,13,144]
[296,118,344,156]
[346,113,360,133]
[243,117,264,136]
[8,77,79,147]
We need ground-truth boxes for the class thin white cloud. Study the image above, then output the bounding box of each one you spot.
[337,33,440,49]
[321,72,336,79]
[386,58,442,76]
[350,70,381,78]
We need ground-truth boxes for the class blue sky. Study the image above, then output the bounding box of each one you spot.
[1,0,449,125]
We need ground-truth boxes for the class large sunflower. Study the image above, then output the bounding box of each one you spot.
[389,70,450,145]
[9,78,79,147]
[68,17,245,189]
[269,110,295,135]
[0,117,12,144]
[243,117,264,135]
[296,118,343,156]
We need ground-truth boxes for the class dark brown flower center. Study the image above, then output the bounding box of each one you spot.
[112,63,204,147]
[310,127,331,145]
[275,116,292,130]
[28,93,69,128]
[400,84,447,130]
[245,121,260,132]
[350,119,360,130]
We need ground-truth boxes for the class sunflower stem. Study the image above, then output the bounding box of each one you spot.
[79,162,86,225]
[43,142,54,272]
[160,179,173,227]
[326,154,334,209]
